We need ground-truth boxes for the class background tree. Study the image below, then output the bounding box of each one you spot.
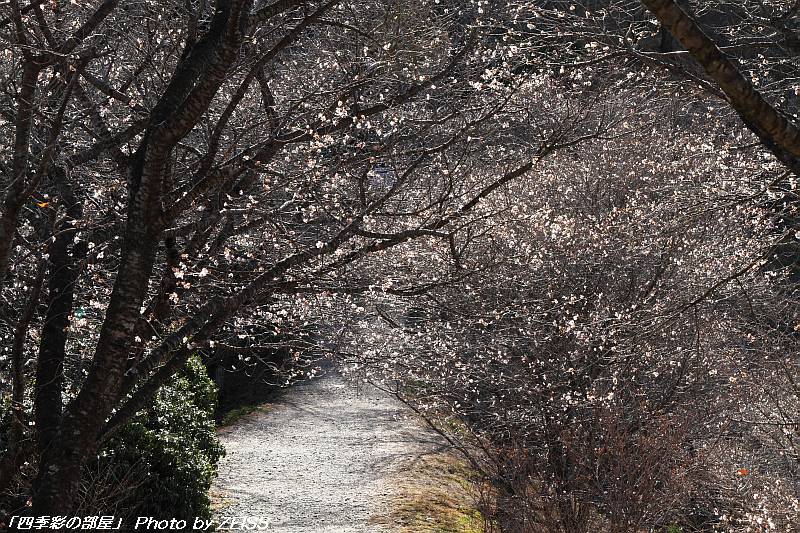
[341,2,800,531]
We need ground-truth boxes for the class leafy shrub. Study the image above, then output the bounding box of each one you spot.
[91,355,224,524]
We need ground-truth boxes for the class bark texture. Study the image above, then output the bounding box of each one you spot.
[30,0,253,516]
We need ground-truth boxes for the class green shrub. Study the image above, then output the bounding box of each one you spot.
[94,355,224,524]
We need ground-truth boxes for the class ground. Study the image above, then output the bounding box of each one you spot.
[211,371,483,532]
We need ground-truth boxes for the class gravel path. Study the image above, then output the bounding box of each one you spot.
[211,371,443,532]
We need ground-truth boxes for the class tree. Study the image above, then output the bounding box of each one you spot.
[0,0,598,516]
[3,1,797,527]
[341,2,800,530]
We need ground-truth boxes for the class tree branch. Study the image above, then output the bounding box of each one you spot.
[641,0,800,174]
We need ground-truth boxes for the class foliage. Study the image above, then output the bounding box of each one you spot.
[91,356,224,523]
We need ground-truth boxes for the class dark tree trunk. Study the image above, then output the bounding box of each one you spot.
[30,0,251,515]
[0,260,45,494]
[31,175,87,503]
[31,208,161,515]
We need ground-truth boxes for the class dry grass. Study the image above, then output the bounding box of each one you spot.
[373,448,486,533]
[209,484,233,513]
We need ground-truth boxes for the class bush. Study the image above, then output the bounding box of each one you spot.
[90,355,225,525]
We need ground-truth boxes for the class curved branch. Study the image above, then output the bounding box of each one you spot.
[641,0,800,174]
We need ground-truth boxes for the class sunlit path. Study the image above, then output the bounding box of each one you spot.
[211,372,439,532]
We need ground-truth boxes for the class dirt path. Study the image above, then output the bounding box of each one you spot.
[211,371,448,532]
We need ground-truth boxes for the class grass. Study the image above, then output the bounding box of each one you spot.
[372,449,486,533]
[216,403,272,428]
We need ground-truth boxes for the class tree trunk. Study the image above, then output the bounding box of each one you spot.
[30,0,251,514]
[32,173,87,499]
[0,260,44,494]
[31,226,160,515]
